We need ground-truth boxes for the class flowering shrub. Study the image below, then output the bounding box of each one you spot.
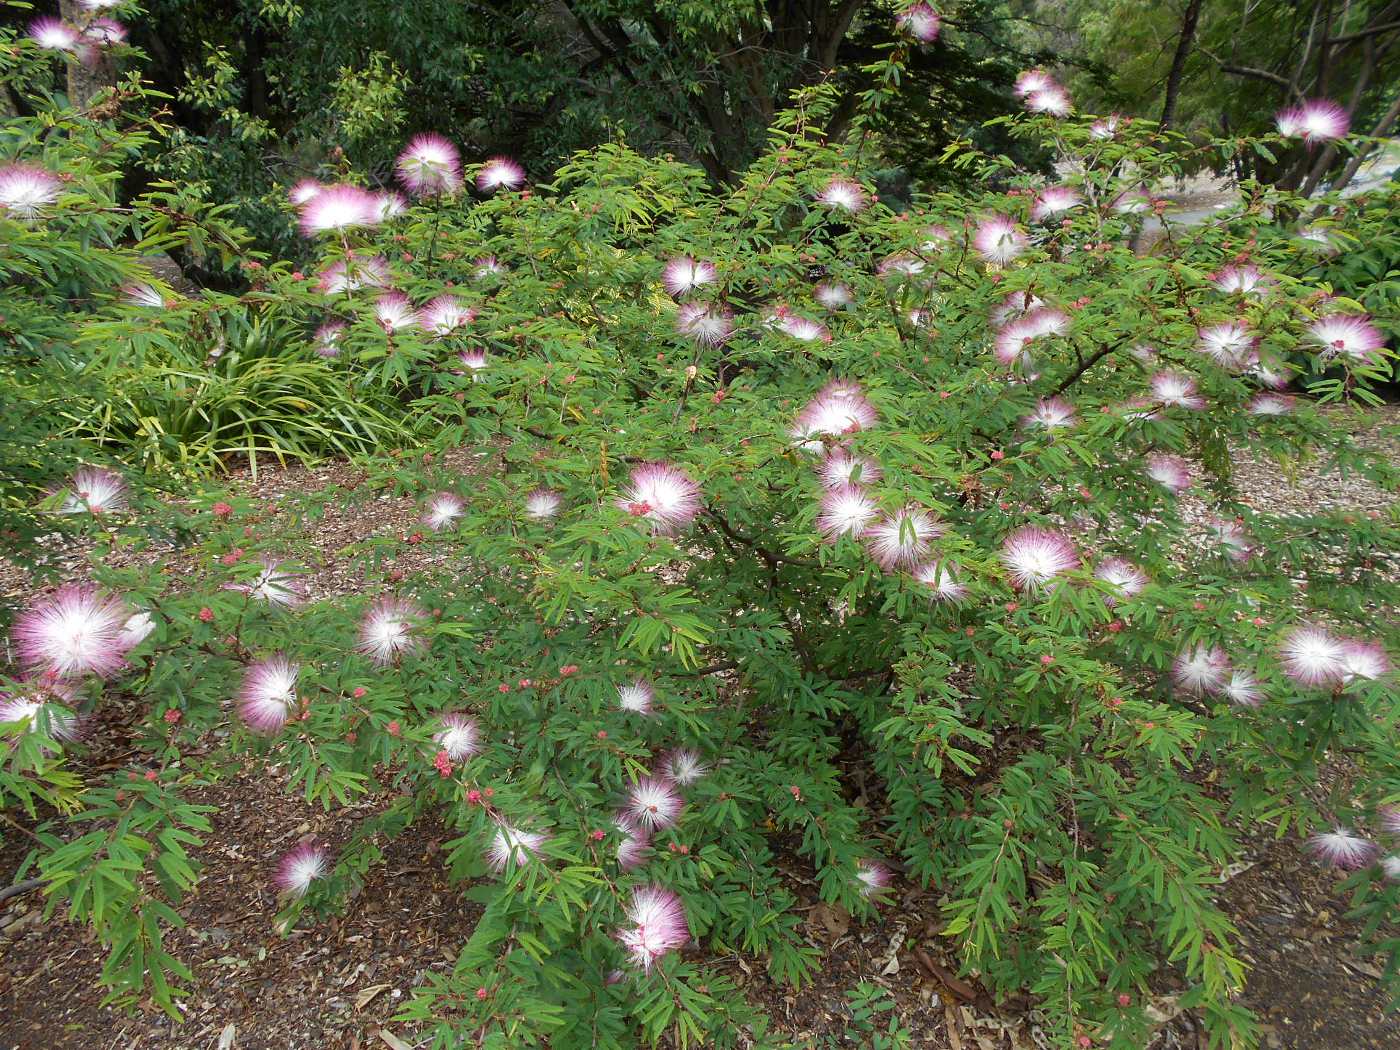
[4,25,1400,1050]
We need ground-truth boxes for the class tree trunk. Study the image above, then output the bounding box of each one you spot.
[58,0,117,108]
[1159,0,1204,129]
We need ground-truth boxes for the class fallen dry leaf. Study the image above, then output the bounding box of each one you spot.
[355,983,393,1011]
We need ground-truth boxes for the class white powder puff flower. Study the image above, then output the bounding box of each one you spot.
[1093,558,1147,605]
[422,492,465,531]
[374,291,418,332]
[617,885,689,970]
[316,255,389,294]
[664,749,708,786]
[1089,115,1121,140]
[1212,265,1266,295]
[662,256,717,298]
[1196,322,1256,370]
[1340,640,1389,684]
[1306,315,1385,364]
[1112,188,1153,214]
[12,584,128,680]
[1025,86,1072,117]
[116,610,156,653]
[1172,645,1230,695]
[1031,186,1080,221]
[275,840,329,896]
[122,282,168,308]
[1014,69,1056,97]
[476,157,526,192]
[817,449,882,488]
[1276,99,1349,142]
[1279,625,1347,687]
[0,163,62,222]
[614,816,651,871]
[1207,518,1253,562]
[419,295,476,336]
[1150,371,1205,410]
[1307,828,1378,871]
[914,560,967,603]
[356,597,427,666]
[395,132,462,195]
[1022,396,1076,430]
[298,184,381,236]
[225,554,306,608]
[780,314,832,343]
[1145,453,1193,494]
[434,713,481,761]
[1000,526,1079,591]
[487,822,549,870]
[626,776,684,832]
[864,506,944,572]
[0,695,79,742]
[896,3,941,43]
[1224,669,1264,708]
[816,176,867,214]
[989,291,1044,326]
[856,859,892,899]
[456,348,488,374]
[674,303,734,346]
[791,386,877,450]
[1247,392,1296,416]
[617,462,702,537]
[57,466,127,515]
[238,655,300,734]
[525,488,562,520]
[973,216,1026,265]
[814,282,854,311]
[817,484,880,541]
[617,678,655,715]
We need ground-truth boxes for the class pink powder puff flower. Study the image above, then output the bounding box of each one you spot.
[1172,644,1230,695]
[1280,625,1347,687]
[618,462,702,537]
[626,776,684,832]
[0,695,79,742]
[614,816,651,871]
[1148,372,1204,414]
[816,176,867,213]
[973,216,1027,265]
[374,192,407,221]
[12,584,128,680]
[1130,344,1158,364]
[1383,855,1400,880]
[1212,264,1265,295]
[914,560,967,603]
[1031,185,1080,221]
[994,310,1065,369]
[817,448,882,488]
[434,713,481,761]
[314,321,345,358]
[396,133,462,195]
[1089,115,1121,140]
[487,822,549,870]
[662,256,717,298]
[920,224,952,251]
[1025,86,1072,117]
[1022,396,1076,430]
[298,184,381,236]
[1297,227,1339,254]
[674,302,734,346]
[357,597,427,666]
[122,282,167,308]
[865,506,944,571]
[617,678,655,715]
[289,180,324,205]
[1339,640,1389,684]
[1112,188,1153,214]
[990,291,1045,326]
[1306,315,1385,364]
[878,253,927,279]
[780,314,832,343]
[1207,518,1253,562]
[476,157,525,192]
[419,295,476,336]
[238,655,300,733]
[116,610,156,653]
[524,488,562,520]
[1379,806,1400,836]
[792,386,878,449]
[1094,558,1147,604]
[817,484,880,541]
[1145,452,1193,493]
[80,18,126,47]
[1248,392,1296,416]
[1001,526,1079,591]
[317,255,389,295]
[0,163,61,222]
[617,885,689,970]
[1224,668,1264,707]
[225,554,305,608]
[28,17,80,51]
[57,466,127,516]
[373,291,417,332]
[457,348,489,373]
[814,282,854,311]
[473,256,504,278]
[1246,356,1293,389]
[422,492,465,532]
[1277,99,1349,142]
[1307,828,1378,871]
[274,839,328,896]
[896,3,941,43]
[856,859,893,900]
[664,749,708,786]
[1014,69,1055,97]
[1197,322,1256,370]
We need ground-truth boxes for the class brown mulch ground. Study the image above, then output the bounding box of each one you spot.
[1,407,1397,1049]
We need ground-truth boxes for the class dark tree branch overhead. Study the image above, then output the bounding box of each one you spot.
[1159,0,1204,129]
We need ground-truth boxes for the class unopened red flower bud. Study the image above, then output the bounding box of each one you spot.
[1117,994,1131,1007]
[144,770,158,782]
[163,708,182,724]
[353,686,367,698]
[498,683,511,693]
[476,987,488,1000]
[387,720,401,737]
[990,450,1004,461]
[198,607,213,622]
[483,787,493,798]
[212,501,233,519]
